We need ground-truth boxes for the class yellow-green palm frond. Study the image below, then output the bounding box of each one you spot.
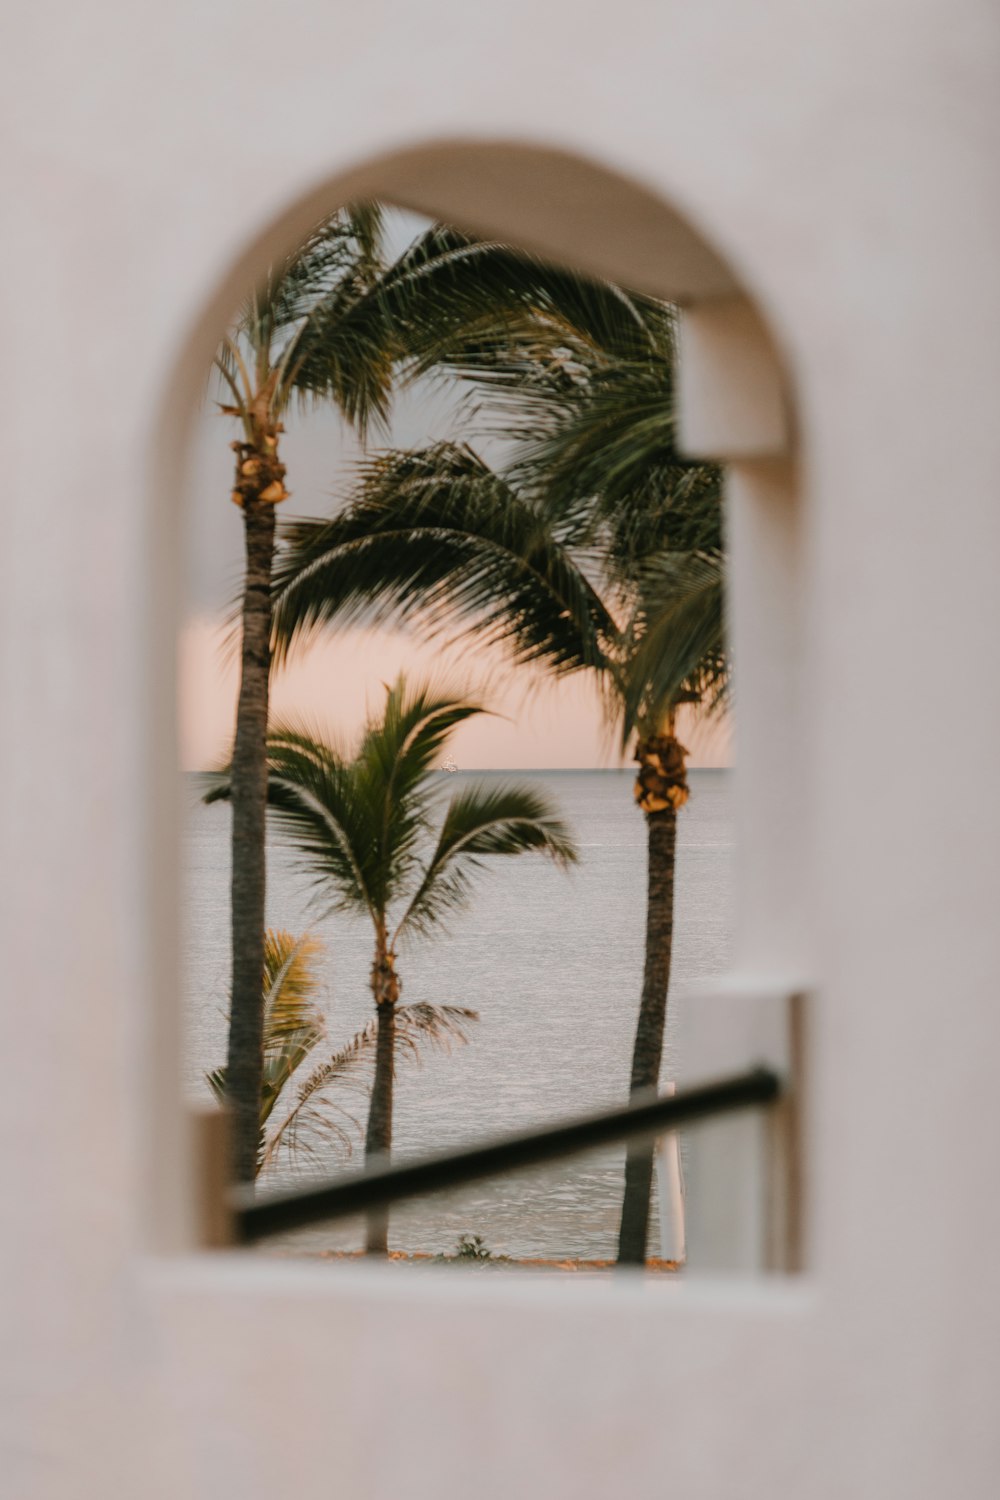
[261,1016,379,1175]
[260,1002,479,1174]
[259,929,328,1127]
[207,928,330,1131]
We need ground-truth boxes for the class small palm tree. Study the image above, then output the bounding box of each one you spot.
[207,928,476,1179]
[206,677,578,1253]
[208,928,370,1175]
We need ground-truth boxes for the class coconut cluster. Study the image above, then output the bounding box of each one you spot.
[633,734,690,815]
[370,949,401,1008]
[229,435,289,508]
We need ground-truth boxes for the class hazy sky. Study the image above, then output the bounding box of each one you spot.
[179,213,731,772]
[179,615,731,771]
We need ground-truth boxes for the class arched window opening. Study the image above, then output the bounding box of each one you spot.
[147,142,806,1275]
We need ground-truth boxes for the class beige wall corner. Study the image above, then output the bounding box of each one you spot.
[678,297,792,460]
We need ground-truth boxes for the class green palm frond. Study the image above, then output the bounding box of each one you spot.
[512,368,722,564]
[271,442,616,677]
[618,550,727,741]
[203,685,493,925]
[356,676,483,800]
[264,731,385,919]
[348,678,485,915]
[375,223,665,386]
[455,288,724,578]
[205,733,376,919]
[457,303,676,458]
[477,308,729,735]
[276,272,395,436]
[217,203,395,440]
[264,203,385,330]
[396,781,578,940]
[206,680,578,940]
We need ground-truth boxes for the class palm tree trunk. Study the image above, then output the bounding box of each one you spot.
[226,494,276,1185]
[618,731,687,1265]
[365,947,398,1254]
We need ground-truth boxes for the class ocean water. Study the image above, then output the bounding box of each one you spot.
[182,768,734,1258]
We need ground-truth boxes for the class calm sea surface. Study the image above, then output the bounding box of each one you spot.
[182,768,734,1258]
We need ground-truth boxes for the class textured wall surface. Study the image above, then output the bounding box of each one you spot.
[3,2,1000,1495]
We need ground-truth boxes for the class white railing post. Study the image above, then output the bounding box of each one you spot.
[677,983,806,1273]
[654,1083,687,1264]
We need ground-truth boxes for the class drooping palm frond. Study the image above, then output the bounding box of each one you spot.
[379,243,724,618]
[271,442,616,676]
[261,1001,479,1173]
[263,229,728,750]
[510,362,723,571]
[261,1016,378,1174]
[441,284,724,582]
[451,294,677,455]
[270,425,726,757]
[205,732,376,919]
[617,551,727,743]
[263,203,386,334]
[373,223,665,388]
[274,269,396,436]
[393,1001,480,1060]
[395,782,578,941]
[454,299,729,732]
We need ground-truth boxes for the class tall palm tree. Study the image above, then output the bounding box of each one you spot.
[216,204,405,1184]
[612,559,725,1263]
[507,302,726,1263]
[206,677,577,1252]
[267,277,726,1264]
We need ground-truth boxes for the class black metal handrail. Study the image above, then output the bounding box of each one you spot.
[232,1066,781,1245]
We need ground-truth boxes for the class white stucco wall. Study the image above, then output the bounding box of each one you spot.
[3,2,1000,1496]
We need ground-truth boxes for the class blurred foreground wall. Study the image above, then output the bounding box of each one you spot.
[3,3,1000,1497]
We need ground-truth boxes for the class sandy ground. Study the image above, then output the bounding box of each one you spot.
[267,1249,682,1272]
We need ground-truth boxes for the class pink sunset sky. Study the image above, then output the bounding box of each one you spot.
[178,615,732,772]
